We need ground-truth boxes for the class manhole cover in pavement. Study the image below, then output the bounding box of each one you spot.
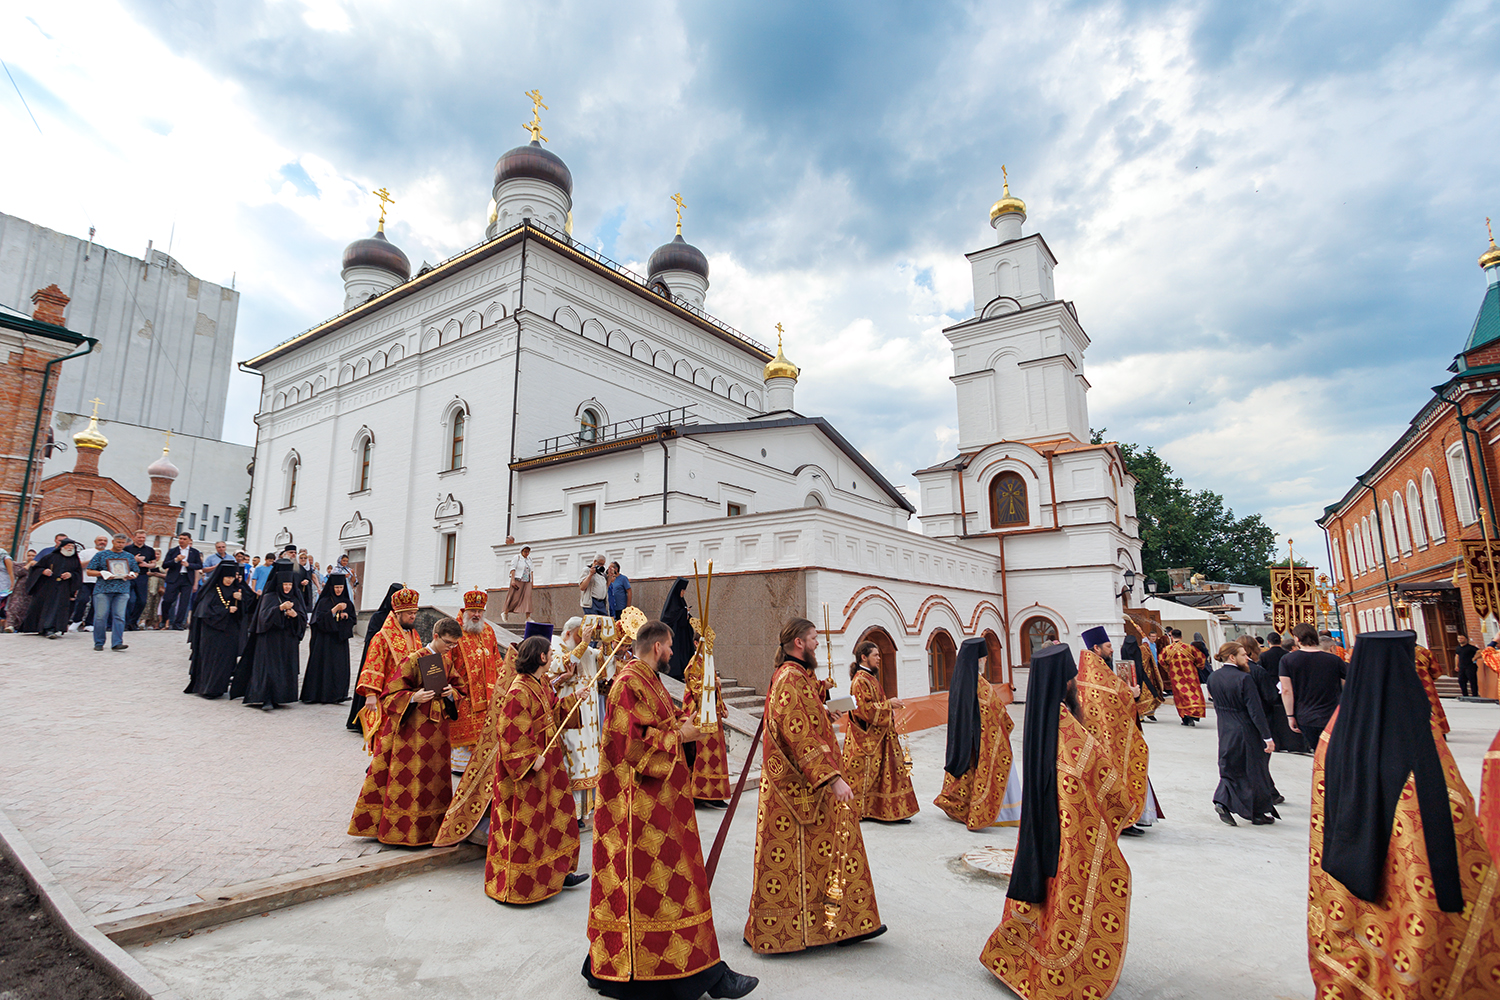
[961,846,1014,879]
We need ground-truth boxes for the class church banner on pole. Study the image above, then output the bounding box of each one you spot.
[1462,540,1498,620]
[1269,565,1317,633]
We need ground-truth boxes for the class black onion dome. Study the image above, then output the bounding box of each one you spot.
[647,234,709,281]
[494,140,574,196]
[341,230,410,280]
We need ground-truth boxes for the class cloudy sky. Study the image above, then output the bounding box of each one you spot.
[3,0,1498,574]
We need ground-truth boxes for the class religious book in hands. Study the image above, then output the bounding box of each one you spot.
[418,652,447,694]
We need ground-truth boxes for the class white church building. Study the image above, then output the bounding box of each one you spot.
[243,111,1141,700]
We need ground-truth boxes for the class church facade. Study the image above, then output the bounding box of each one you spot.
[243,105,1141,699]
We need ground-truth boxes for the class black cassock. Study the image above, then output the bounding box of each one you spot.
[21,546,83,635]
[186,564,246,698]
[241,572,307,709]
[301,578,355,704]
[1207,665,1279,821]
[1250,659,1305,756]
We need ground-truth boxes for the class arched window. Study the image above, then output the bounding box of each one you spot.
[283,451,300,509]
[989,471,1028,527]
[1446,444,1477,526]
[1021,615,1058,664]
[1407,481,1428,547]
[1381,500,1398,559]
[1331,535,1344,581]
[358,437,373,492]
[804,493,824,508]
[579,408,600,444]
[440,400,469,473]
[450,411,465,470]
[1423,468,1446,541]
[1391,491,1411,554]
[1360,517,1373,571]
[927,629,956,692]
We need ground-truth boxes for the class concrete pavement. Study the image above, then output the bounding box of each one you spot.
[126,695,1500,1000]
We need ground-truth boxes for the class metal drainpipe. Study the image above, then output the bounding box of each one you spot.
[1358,474,1399,622]
[12,337,98,555]
[659,431,670,525]
[236,360,263,547]
[505,226,529,541]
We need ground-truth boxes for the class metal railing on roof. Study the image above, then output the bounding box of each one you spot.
[263,221,769,357]
[538,405,697,456]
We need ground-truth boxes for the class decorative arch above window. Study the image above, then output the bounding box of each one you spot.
[351,426,375,493]
[989,471,1029,527]
[281,449,301,509]
[575,399,607,445]
[1391,491,1412,555]
[1446,444,1477,526]
[1406,480,1427,547]
[441,397,469,472]
[1422,468,1446,541]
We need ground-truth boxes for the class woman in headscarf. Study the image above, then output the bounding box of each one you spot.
[22,540,83,637]
[241,561,307,711]
[842,640,918,823]
[933,636,1014,830]
[5,549,36,632]
[1308,631,1500,996]
[302,576,356,703]
[347,582,403,731]
[186,562,246,698]
[1207,642,1277,826]
[659,577,694,681]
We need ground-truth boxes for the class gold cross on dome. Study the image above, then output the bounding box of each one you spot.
[1489,216,1495,246]
[374,188,395,230]
[162,428,173,453]
[774,322,785,350]
[89,397,103,418]
[671,193,686,235]
[524,89,548,143]
[1002,164,1010,197]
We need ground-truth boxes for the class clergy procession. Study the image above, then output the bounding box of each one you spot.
[168,556,1486,1000]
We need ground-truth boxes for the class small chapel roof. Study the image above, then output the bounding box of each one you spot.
[1463,282,1500,354]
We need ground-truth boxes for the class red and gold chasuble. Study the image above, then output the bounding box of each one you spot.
[435,644,519,847]
[486,673,581,904]
[354,617,421,740]
[450,628,503,749]
[1077,650,1149,831]
[933,677,1013,830]
[981,709,1132,999]
[682,654,731,800]
[843,669,919,822]
[1308,711,1500,998]
[1159,641,1205,719]
[348,648,464,846]
[1481,727,1500,862]
[587,659,721,983]
[746,659,881,953]
[1414,645,1452,737]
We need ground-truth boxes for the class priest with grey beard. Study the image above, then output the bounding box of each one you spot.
[448,586,508,774]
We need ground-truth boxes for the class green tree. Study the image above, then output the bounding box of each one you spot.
[1093,430,1279,592]
[234,485,250,545]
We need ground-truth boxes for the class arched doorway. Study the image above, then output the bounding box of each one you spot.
[927,629,956,692]
[982,629,1005,685]
[1020,615,1058,665]
[856,625,899,698]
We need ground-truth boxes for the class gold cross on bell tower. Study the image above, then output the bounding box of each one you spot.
[162,428,173,454]
[524,89,548,143]
[89,397,103,419]
[671,193,686,235]
[775,322,785,350]
[374,188,395,232]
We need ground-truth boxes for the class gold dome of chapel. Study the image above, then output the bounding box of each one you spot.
[763,325,800,381]
[989,166,1027,223]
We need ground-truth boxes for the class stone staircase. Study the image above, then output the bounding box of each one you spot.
[719,677,766,718]
[1435,675,1461,699]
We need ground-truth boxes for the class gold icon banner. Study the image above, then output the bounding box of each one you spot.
[1463,540,1500,620]
[1270,565,1318,633]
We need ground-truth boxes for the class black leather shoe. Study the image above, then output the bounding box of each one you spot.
[1272,794,1286,805]
[563,871,589,888]
[708,969,759,999]
[1215,804,1237,827]
[1251,815,1275,825]
[1119,825,1145,837]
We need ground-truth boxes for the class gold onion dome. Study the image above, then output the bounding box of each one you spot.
[763,331,800,381]
[989,181,1026,223]
[73,413,108,450]
[1481,229,1500,271]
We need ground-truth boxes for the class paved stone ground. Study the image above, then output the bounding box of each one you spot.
[127,693,1500,1000]
[0,630,381,920]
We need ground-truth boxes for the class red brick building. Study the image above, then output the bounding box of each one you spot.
[1318,234,1500,697]
[0,286,95,558]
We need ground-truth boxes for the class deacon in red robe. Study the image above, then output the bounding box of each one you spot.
[933,637,1012,830]
[1159,631,1205,725]
[843,640,918,823]
[583,620,757,1000]
[353,586,422,741]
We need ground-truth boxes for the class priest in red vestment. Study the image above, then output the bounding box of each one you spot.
[1159,630,1205,725]
[349,617,465,846]
[981,643,1132,998]
[1308,630,1500,998]
[1481,725,1500,861]
[583,620,757,999]
[843,640,918,823]
[449,586,505,771]
[354,586,422,743]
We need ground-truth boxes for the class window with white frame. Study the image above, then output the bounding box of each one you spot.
[1391,492,1412,554]
[440,531,457,586]
[1423,468,1446,540]
[282,450,301,509]
[1346,529,1360,575]
[1446,444,1477,526]
[1381,501,1398,559]
[1331,535,1344,581]
[1361,516,1374,570]
[1407,481,1427,547]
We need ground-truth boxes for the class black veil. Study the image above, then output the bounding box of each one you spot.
[1007,643,1078,905]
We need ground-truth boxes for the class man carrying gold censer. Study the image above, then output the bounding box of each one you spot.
[842,639,918,823]
[744,617,885,954]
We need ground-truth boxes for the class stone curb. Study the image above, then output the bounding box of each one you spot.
[0,806,185,1000]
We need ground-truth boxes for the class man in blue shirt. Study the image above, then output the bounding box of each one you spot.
[606,561,631,619]
[251,552,274,594]
[87,534,139,651]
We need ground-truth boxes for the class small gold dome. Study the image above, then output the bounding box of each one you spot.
[1481,237,1500,271]
[990,187,1026,223]
[72,414,108,450]
[763,330,799,382]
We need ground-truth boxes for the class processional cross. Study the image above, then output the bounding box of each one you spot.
[374,188,395,230]
[672,192,686,235]
[524,89,548,143]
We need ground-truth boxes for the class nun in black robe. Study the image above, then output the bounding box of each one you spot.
[1207,652,1279,825]
[346,582,403,730]
[659,577,694,681]
[185,563,246,697]
[301,576,355,703]
[241,563,307,710]
[22,540,83,637]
